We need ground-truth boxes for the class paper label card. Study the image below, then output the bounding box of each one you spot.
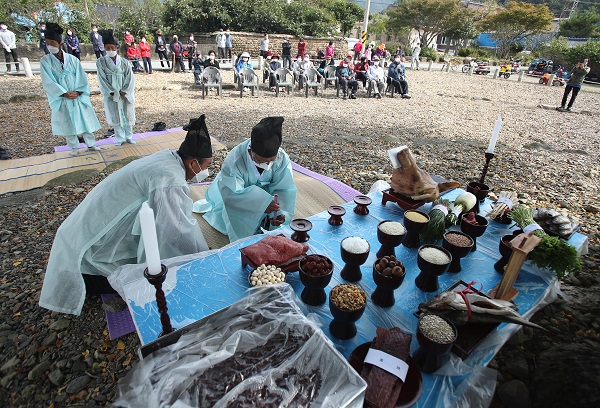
[364,348,409,382]
[387,146,409,169]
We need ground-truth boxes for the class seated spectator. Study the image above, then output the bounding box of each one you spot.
[367,56,385,99]
[296,53,314,89]
[316,48,325,59]
[126,42,143,72]
[268,53,282,91]
[235,51,253,72]
[192,51,205,85]
[318,54,335,76]
[263,52,272,82]
[339,52,355,70]
[337,57,358,99]
[203,50,220,69]
[354,56,369,90]
[388,56,410,98]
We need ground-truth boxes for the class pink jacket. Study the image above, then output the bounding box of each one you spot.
[325,45,334,58]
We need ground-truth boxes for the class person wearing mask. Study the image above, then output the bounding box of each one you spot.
[40,115,213,315]
[187,33,197,70]
[96,30,137,146]
[138,35,152,74]
[127,41,143,72]
[297,38,306,59]
[336,57,359,99]
[317,54,335,77]
[170,35,186,72]
[282,36,292,69]
[38,22,49,55]
[260,33,269,58]
[364,43,373,61]
[388,56,410,98]
[89,24,105,59]
[235,51,253,72]
[268,53,282,91]
[354,56,369,91]
[367,56,385,99]
[0,22,19,73]
[558,58,591,112]
[353,40,363,61]
[198,117,296,242]
[64,28,81,60]
[154,29,170,68]
[395,45,403,57]
[124,30,134,47]
[40,23,101,156]
[192,51,204,85]
[411,42,421,70]
[225,28,233,61]
[216,28,226,61]
[203,49,220,69]
[325,41,334,59]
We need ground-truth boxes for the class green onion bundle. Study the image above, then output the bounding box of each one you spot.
[421,198,452,243]
[509,206,581,279]
[446,192,477,225]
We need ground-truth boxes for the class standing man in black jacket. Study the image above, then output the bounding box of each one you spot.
[89,24,105,58]
[282,37,292,70]
[38,22,49,55]
[154,29,170,68]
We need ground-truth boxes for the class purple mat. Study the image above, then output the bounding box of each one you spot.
[291,162,363,202]
[53,127,184,152]
[101,293,136,340]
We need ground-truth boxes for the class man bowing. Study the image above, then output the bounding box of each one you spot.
[199,116,297,242]
[96,29,136,146]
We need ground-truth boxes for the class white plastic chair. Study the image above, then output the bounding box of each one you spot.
[323,65,338,93]
[239,68,259,97]
[303,68,322,98]
[274,68,294,97]
[201,67,222,99]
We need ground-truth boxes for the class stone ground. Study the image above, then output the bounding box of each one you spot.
[0,69,599,407]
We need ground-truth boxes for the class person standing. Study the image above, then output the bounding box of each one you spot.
[39,115,213,315]
[89,24,105,59]
[353,40,363,62]
[40,23,101,156]
[64,28,81,60]
[0,22,19,73]
[216,28,226,61]
[124,30,134,47]
[281,36,292,69]
[38,22,49,55]
[325,41,334,59]
[139,35,152,74]
[154,30,170,68]
[411,42,421,70]
[192,51,204,85]
[199,117,297,242]
[297,38,306,59]
[96,30,137,146]
[225,28,233,61]
[187,33,196,70]
[170,35,186,72]
[260,33,269,58]
[558,59,591,112]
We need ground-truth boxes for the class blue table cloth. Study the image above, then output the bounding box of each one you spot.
[111,189,588,407]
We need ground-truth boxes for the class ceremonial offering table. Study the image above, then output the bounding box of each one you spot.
[110,189,588,407]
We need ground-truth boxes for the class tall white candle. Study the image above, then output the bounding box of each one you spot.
[486,115,502,154]
[139,202,162,275]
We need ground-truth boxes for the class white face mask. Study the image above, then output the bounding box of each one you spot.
[106,50,118,58]
[190,37,194,40]
[255,161,273,171]
[394,58,401,63]
[67,31,72,35]
[209,55,215,60]
[0,25,7,30]
[343,64,348,68]
[92,28,98,32]
[304,57,309,62]
[141,38,145,42]
[242,58,248,62]
[191,167,209,183]
[47,45,60,54]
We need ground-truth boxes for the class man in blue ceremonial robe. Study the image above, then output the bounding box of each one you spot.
[96,29,137,146]
[40,23,101,156]
[39,116,213,315]
[199,117,297,242]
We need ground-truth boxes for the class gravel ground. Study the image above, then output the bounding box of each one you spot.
[1,69,599,407]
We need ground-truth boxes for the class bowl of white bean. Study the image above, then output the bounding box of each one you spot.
[248,264,286,287]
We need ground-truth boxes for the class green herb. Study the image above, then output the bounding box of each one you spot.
[421,198,452,243]
[509,206,581,279]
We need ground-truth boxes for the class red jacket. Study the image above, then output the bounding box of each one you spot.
[139,41,151,58]
[297,41,306,57]
[127,46,141,60]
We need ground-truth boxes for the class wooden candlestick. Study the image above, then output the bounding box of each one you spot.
[479,152,495,185]
[144,264,175,337]
[490,233,541,301]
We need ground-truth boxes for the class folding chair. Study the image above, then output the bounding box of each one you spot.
[274,68,294,97]
[201,67,222,99]
[239,68,259,97]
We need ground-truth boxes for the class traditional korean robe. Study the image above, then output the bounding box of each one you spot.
[201,139,297,242]
[40,52,101,147]
[96,55,136,143]
[40,150,209,315]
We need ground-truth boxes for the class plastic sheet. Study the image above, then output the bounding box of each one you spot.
[114,285,366,408]
[109,190,589,408]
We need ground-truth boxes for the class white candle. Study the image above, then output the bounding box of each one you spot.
[139,202,162,275]
[486,115,502,154]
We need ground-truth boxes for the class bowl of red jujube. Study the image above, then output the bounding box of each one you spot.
[298,255,334,306]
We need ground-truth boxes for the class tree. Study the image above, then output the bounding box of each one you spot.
[440,8,480,52]
[387,0,464,48]
[478,1,553,58]
[325,0,363,37]
[559,9,600,38]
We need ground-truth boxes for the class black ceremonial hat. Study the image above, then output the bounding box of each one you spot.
[179,115,212,159]
[99,29,115,46]
[45,22,63,43]
[250,117,284,157]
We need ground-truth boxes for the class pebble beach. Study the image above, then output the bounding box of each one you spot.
[1,68,599,407]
